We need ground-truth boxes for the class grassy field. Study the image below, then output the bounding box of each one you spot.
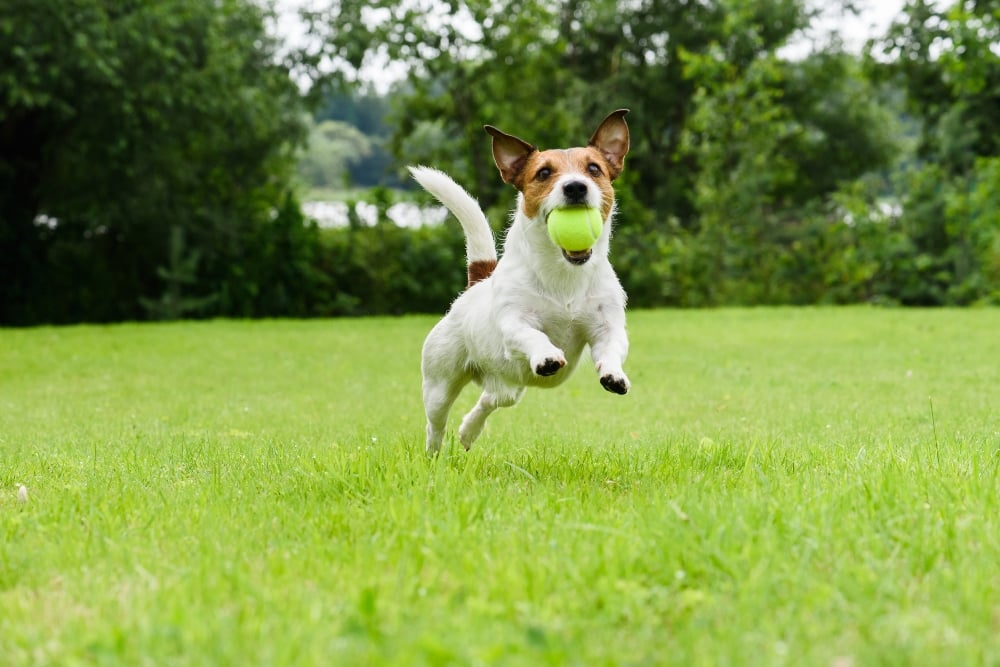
[1,308,998,666]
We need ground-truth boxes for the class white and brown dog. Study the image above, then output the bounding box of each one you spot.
[410,109,631,453]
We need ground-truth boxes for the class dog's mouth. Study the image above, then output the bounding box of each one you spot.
[562,249,592,265]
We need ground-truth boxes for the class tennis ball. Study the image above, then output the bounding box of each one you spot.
[546,207,602,252]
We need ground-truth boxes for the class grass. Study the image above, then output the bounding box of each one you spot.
[1,308,999,666]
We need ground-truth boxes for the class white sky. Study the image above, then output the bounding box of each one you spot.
[780,0,907,58]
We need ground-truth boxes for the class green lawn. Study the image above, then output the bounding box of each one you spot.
[1,309,998,666]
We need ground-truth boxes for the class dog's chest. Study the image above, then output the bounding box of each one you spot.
[533,299,593,348]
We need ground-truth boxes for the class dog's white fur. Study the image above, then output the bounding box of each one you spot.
[411,111,631,453]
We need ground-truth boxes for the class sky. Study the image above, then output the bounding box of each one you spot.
[824,0,908,40]
[782,0,907,57]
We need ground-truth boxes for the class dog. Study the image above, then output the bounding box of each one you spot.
[409,109,631,453]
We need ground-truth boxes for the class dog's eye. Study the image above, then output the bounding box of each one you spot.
[587,163,603,177]
[535,167,552,181]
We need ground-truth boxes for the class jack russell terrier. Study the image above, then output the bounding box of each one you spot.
[410,109,631,453]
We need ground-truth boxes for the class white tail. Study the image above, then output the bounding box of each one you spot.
[409,166,496,266]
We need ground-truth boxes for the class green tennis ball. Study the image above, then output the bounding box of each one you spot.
[546,207,602,252]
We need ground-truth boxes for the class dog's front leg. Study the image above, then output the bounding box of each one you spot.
[498,313,566,376]
[587,308,630,395]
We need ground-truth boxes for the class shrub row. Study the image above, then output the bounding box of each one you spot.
[5,171,998,326]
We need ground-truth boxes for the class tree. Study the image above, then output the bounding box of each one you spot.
[0,0,307,323]
[867,0,1000,303]
[312,89,398,186]
[294,0,906,307]
[299,1,894,227]
[676,50,899,302]
[874,0,1000,171]
[297,119,373,189]
[303,1,823,215]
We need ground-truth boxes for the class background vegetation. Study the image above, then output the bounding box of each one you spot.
[2,0,999,324]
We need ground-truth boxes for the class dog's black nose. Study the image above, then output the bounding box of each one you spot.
[562,181,589,203]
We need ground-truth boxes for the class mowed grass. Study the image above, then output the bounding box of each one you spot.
[1,308,998,666]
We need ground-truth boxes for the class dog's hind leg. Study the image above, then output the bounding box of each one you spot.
[424,376,467,455]
[458,385,525,450]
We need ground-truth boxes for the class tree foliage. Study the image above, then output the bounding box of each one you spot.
[313,90,398,187]
[302,0,908,306]
[303,0,833,219]
[867,0,1000,304]
[0,0,307,323]
[297,120,373,189]
[303,0,1000,307]
[2,0,997,324]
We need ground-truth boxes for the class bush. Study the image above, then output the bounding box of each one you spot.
[315,213,466,317]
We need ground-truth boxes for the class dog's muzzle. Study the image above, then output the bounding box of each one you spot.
[562,249,592,265]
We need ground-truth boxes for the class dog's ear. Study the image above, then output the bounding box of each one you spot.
[485,125,536,187]
[588,109,630,180]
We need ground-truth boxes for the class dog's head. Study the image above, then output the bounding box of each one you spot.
[484,110,630,264]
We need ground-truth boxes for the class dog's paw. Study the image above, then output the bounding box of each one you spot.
[534,356,566,377]
[600,373,630,395]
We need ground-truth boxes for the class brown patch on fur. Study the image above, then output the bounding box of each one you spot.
[467,259,498,288]
[519,147,617,220]
[485,110,629,222]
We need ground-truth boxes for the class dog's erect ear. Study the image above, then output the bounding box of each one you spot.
[485,125,537,186]
[588,109,630,180]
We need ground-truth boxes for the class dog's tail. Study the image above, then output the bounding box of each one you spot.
[408,166,497,287]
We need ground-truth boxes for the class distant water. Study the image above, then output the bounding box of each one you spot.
[301,200,448,229]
